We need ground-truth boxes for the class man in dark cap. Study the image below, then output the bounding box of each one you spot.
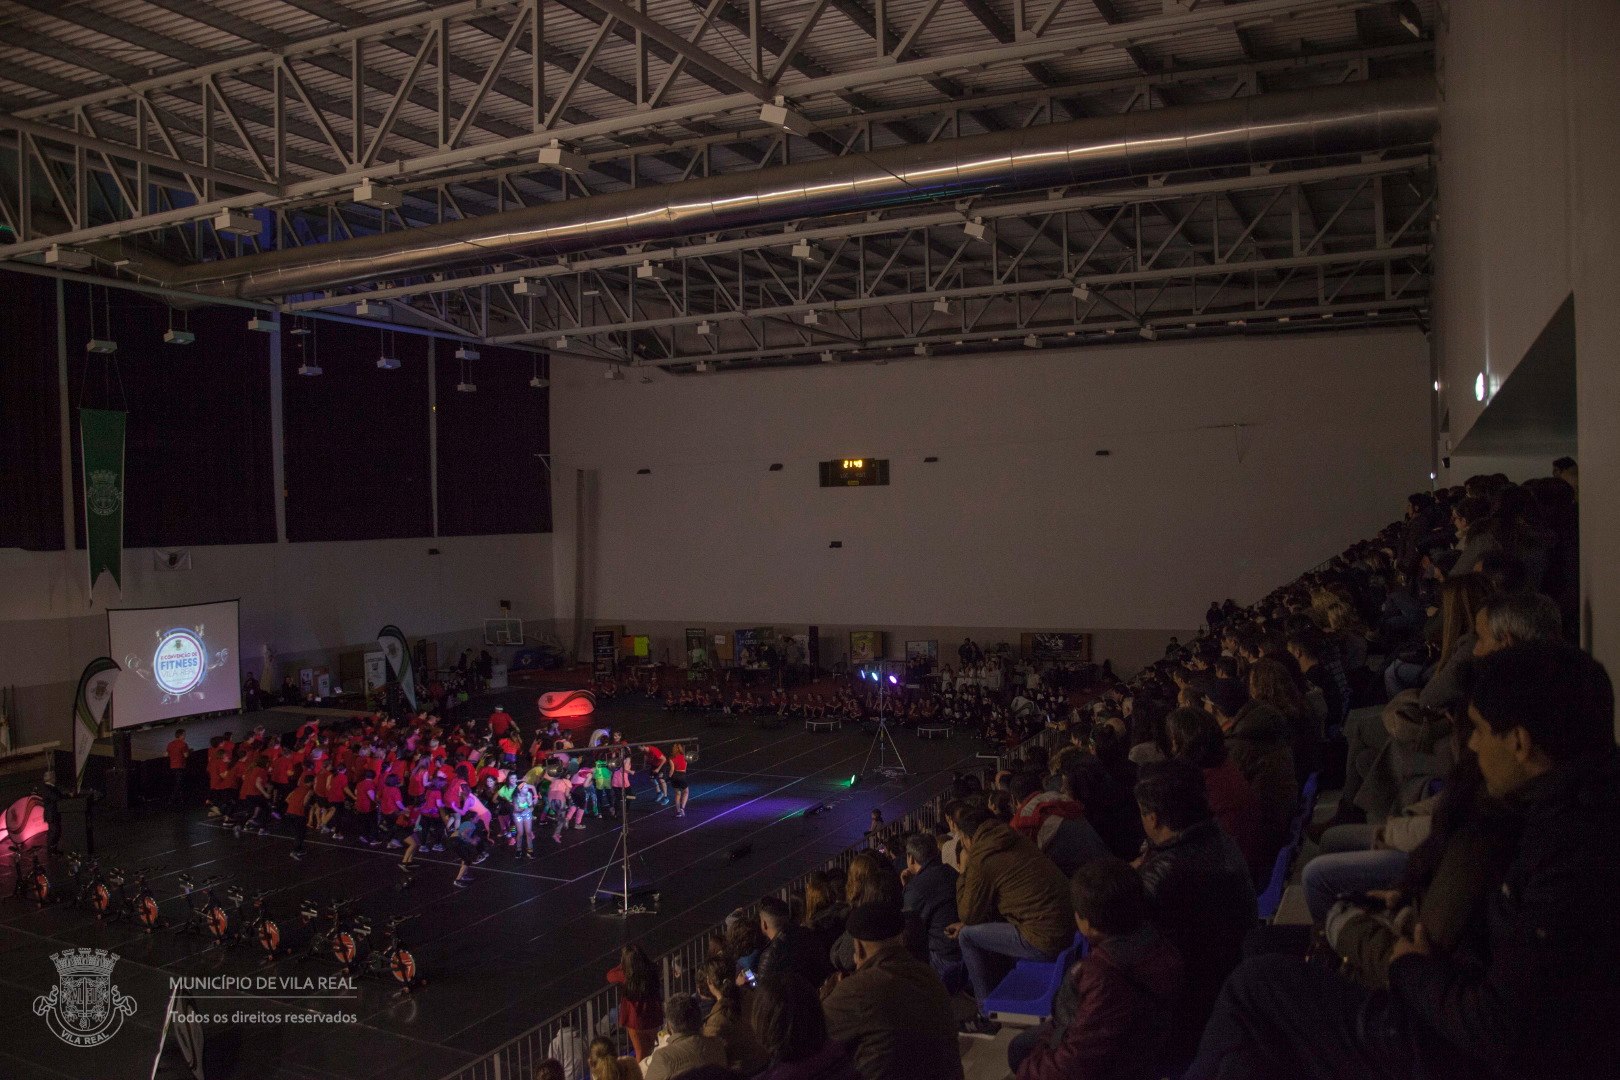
[823,902,963,1080]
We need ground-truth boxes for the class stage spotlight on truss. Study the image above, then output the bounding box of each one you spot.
[1071,283,1091,302]
[538,141,588,173]
[932,298,953,315]
[803,310,821,326]
[962,217,987,241]
[553,335,570,349]
[759,101,814,137]
[352,179,403,210]
[790,239,824,263]
[696,319,713,336]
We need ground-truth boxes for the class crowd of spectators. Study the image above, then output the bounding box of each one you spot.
[528,462,1617,1080]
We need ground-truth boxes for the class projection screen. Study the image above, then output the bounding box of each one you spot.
[107,600,241,728]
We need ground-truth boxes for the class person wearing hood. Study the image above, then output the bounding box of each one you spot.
[1205,677,1297,863]
[1007,771,1111,877]
[1009,856,1184,1080]
[948,804,1075,1037]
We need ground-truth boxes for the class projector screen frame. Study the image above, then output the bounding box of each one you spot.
[106,598,243,731]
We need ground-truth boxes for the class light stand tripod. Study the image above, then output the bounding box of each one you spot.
[591,783,656,915]
[859,663,909,779]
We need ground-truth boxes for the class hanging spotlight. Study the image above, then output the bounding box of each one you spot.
[1138,325,1158,341]
[530,356,548,389]
[819,350,838,364]
[513,278,547,297]
[1071,283,1091,302]
[803,310,821,326]
[604,365,626,381]
[355,299,385,317]
[962,217,987,241]
[213,208,258,237]
[1023,334,1042,349]
[913,343,931,357]
[352,179,403,209]
[932,298,953,315]
[696,320,713,336]
[162,329,194,345]
[454,346,480,361]
[758,100,813,137]
[247,317,278,333]
[43,245,93,270]
[537,141,588,173]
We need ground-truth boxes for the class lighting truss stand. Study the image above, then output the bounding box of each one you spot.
[591,786,659,915]
[861,717,909,779]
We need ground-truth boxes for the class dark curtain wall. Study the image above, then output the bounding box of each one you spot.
[435,344,552,536]
[65,285,277,548]
[0,271,65,550]
[282,321,433,541]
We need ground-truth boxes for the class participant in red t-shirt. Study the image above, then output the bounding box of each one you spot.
[166,729,190,804]
[644,744,671,804]
[233,758,272,834]
[490,708,513,738]
[353,774,379,845]
[285,774,315,860]
[378,777,407,848]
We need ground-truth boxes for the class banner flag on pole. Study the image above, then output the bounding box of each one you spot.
[73,657,120,787]
[376,625,416,713]
[80,408,127,596]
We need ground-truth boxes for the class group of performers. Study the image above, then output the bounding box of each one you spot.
[188,699,691,888]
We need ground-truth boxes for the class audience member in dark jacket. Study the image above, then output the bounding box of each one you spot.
[1009,772,1111,877]
[822,904,963,1080]
[1010,857,1184,1080]
[1207,683,1298,861]
[1189,644,1620,1080]
[1065,756,1146,860]
[755,896,831,988]
[900,834,964,993]
[1133,761,1257,1066]
[1166,707,1267,881]
[751,973,861,1080]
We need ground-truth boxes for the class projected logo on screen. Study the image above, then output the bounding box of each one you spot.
[125,624,230,706]
[154,631,206,696]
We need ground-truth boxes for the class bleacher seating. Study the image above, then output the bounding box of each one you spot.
[1258,772,1320,921]
[984,932,1089,1025]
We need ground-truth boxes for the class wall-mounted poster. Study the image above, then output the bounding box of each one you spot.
[905,640,939,667]
[1021,632,1093,662]
[849,630,885,663]
[685,629,710,675]
[630,635,650,658]
[298,667,314,697]
[734,628,760,667]
[363,651,388,691]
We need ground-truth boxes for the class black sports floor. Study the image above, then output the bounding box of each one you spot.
[0,692,985,1080]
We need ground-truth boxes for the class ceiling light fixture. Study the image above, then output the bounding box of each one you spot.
[759,99,813,137]
[1071,283,1091,302]
[352,179,403,209]
[538,141,587,173]
[932,298,953,315]
[43,245,94,270]
[696,319,713,336]
[1138,325,1157,341]
[962,217,987,241]
[513,278,546,296]
[162,329,195,346]
[214,208,258,237]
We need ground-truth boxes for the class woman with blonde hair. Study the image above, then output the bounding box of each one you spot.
[587,1035,641,1080]
[831,852,903,973]
[1248,656,1319,782]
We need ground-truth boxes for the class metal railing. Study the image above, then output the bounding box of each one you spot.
[435,726,1061,1080]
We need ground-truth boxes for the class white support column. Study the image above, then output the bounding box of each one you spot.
[56,278,75,575]
[428,337,440,537]
[268,325,287,542]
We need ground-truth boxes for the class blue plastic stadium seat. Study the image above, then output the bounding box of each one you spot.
[1300,771,1320,810]
[1257,844,1293,920]
[983,934,1086,1023]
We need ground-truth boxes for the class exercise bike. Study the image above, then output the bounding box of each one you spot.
[62,851,109,912]
[7,843,51,905]
[115,866,165,930]
[175,873,228,939]
[303,898,358,963]
[338,913,425,995]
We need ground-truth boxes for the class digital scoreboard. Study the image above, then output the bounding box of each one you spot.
[819,458,890,487]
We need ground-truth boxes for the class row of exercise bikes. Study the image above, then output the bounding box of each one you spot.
[8,842,424,996]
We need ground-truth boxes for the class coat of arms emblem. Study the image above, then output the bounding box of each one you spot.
[34,948,137,1047]
[86,470,122,517]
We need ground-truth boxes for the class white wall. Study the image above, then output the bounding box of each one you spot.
[1433,0,1620,680]
[0,534,552,746]
[1432,0,1574,445]
[549,329,1430,663]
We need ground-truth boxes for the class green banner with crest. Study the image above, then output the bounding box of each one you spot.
[80,408,126,596]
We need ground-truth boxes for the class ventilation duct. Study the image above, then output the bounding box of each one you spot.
[169,77,1434,300]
